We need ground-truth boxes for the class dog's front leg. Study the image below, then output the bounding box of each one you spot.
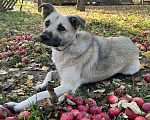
[6,84,73,112]
[35,70,59,91]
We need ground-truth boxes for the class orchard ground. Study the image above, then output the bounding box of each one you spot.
[0,2,150,119]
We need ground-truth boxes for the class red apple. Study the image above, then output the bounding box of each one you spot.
[92,114,105,120]
[14,51,21,55]
[76,111,90,120]
[115,89,125,95]
[125,108,138,119]
[120,97,131,103]
[132,97,144,107]
[60,112,75,120]
[144,42,149,47]
[136,44,143,48]
[22,57,30,64]
[131,38,137,42]
[14,45,19,50]
[144,75,150,83]
[20,50,25,54]
[99,113,110,120]
[10,46,14,51]
[77,105,88,113]
[66,106,73,111]
[108,107,121,118]
[135,116,146,120]
[0,106,12,119]
[89,106,101,115]
[71,109,79,117]
[73,97,83,106]
[4,117,19,120]
[6,50,13,57]
[85,98,97,107]
[66,94,73,100]
[82,118,90,120]
[19,46,25,50]
[142,103,150,113]
[147,46,150,50]
[18,111,31,120]
[107,95,118,104]
[145,113,150,120]
[35,47,41,52]
[140,46,146,51]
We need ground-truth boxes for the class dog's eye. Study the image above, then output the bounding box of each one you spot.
[45,20,50,28]
[57,24,66,32]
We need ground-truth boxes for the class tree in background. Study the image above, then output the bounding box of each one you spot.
[76,0,87,11]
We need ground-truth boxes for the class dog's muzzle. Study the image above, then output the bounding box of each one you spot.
[40,32,62,47]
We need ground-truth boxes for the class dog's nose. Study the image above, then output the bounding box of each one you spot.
[40,34,50,40]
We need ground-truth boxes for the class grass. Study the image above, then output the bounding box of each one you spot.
[0,2,150,120]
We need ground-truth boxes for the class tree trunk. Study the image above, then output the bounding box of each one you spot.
[76,0,86,11]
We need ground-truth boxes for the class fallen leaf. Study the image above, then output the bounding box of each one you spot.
[42,66,49,71]
[66,98,76,105]
[9,68,19,72]
[122,102,142,115]
[0,70,7,75]
[93,89,106,93]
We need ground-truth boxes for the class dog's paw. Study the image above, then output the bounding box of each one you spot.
[5,102,21,112]
[35,84,46,92]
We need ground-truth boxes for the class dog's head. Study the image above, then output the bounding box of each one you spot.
[39,3,86,49]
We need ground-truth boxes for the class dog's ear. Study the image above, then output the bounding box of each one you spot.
[68,15,86,30]
[39,3,57,19]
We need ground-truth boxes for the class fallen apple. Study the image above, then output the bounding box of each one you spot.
[73,97,83,106]
[140,45,146,51]
[66,94,73,100]
[89,105,101,115]
[76,111,91,120]
[99,113,110,120]
[4,116,19,120]
[115,89,125,95]
[142,103,150,113]
[107,95,118,104]
[144,75,150,83]
[71,109,79,117]
[125,108,138,119]
[92,114,105,120]
[120,97,131,103]
[134,116,146,120]
[145,113,150,120]
[132,97,144,107]
[18,111,31,120]
[0,106,12,119]
[85,98,97,107]
[60,112,75,120]
[77,105,88,113]
[108,107,121,118]
[22,57,30,64]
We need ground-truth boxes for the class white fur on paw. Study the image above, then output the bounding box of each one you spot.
[5,102,20,112]
[35,84,46,91]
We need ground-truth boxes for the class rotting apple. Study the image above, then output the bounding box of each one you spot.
[85,98,97,107]
[18,111,31,120]
[76,111,91,120]
[0,106,12,119]
[4,116,19,120]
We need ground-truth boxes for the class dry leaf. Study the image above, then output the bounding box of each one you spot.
[9,68,19,72]
[42,66,49,71]
[57,93,68,104]
[93,89,106,93]
[122,113,129,118]
[122,102,142,115]
[0,70,7,75]
[66,98,76,105]
[117,100,128,110]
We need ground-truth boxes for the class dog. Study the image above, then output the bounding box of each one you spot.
[6,3,140,112]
